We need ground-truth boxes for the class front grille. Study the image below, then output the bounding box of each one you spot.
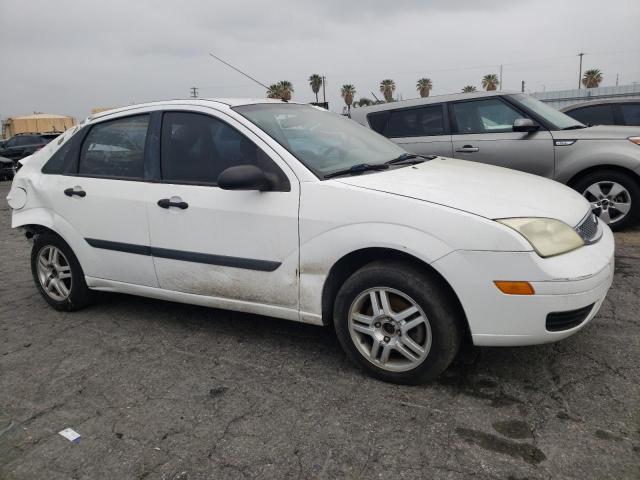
[575,212,601,244]
[546,303,595,332]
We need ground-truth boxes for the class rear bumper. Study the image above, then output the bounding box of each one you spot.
[432,224,615,346]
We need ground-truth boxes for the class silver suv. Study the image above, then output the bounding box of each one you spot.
[350,91,640,230]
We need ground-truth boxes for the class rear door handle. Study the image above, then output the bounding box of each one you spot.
[64,187,86,197]
[456,145,479,153]
[157,198,189,209]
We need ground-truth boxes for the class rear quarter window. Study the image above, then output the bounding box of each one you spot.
[41,127,85,174]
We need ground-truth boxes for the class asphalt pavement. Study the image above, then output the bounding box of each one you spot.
[1,181,638,479]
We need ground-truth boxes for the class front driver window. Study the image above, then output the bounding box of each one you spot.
[453,98,527,134]
[160,111,288,189]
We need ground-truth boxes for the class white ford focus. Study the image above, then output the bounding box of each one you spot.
[7,99,614,384]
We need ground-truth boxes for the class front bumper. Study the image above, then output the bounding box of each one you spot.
[432,223,615,346]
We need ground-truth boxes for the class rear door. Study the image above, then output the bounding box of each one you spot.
[367,104,453,157]
[42,113,158,286]
[145,107,300,311]
[450,97,555,178]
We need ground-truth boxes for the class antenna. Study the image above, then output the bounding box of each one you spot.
[208,52,270,90]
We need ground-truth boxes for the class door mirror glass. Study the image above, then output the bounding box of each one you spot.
[513,118,540,133]
[218,165,272,191]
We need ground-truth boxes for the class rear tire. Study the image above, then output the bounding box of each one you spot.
[572,170,640,231]
[31,232,91,311]
[333,260,462,384]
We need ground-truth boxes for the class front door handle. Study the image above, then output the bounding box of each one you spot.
[157,198,189,209]
[64,187,86,197]
[456,145,479,153]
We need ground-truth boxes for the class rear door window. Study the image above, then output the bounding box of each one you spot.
[619,103,640,126]
[567,105,615,126]
[385,105,446,138]
[78,115,149,179]
[452,98,527,134]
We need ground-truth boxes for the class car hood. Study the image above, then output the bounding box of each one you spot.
[336,158,589,227]
[553,124,640,140]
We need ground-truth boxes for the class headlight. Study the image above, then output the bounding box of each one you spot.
[628,136,640,146]
[496,217,584,258]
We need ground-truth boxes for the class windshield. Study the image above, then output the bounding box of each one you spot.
[509,94,585,130]
[233,103,407,178]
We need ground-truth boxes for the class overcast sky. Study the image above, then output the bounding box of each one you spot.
[1,0,639,120]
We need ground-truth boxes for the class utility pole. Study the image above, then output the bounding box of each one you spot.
[578,52,584,90]
[322,76,326,103]
[616,74,619,86]
[190,87,199,98]
[521,80,525,93]
[499,65,503,91]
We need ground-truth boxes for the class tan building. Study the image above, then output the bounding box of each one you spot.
[2,113,76,139]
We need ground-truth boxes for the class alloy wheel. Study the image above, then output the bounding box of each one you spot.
[36,245,72,301]
[583,181,632,225]
[348,287,432,372]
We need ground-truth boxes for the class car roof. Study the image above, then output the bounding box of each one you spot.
[88,98,296,122]
[560,98,640,111]
[350,90,521,118]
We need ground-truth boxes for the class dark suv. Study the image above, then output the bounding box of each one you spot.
[0,133,60,161]
[561,99,640,127]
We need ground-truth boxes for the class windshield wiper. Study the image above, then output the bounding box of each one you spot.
[324,163,389,179]
[385,153,437,165]
[562,125,586,130]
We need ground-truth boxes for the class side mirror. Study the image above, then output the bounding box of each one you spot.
[513,118,540,133]
[218,165,272,191]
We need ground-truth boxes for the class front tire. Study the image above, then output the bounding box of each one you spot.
[573,170,640,231]
[31,232,91,311]
[333,260,462,384]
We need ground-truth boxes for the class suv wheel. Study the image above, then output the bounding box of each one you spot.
[333,260,462,384]
[573,170,640,231]
[31,232,91,311]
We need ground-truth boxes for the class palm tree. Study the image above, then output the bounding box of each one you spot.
[341,84,356,115]
[416,78,433,97]
[308,74,323,102]
[379,79,396,102]
[266,83,283,99]
[462,85,477,93]
[278,81,294,101]
[482,74,499,91]
[354,97,374,108]
[582,69,603,88]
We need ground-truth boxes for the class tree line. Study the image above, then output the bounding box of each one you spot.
[263,69,604,112]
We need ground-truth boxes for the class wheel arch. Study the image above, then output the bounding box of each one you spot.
[320,247,470,338]
[567,164,640,189]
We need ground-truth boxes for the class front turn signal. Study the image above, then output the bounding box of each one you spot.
[494,281,535,295]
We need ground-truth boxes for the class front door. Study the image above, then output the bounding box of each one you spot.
[145,109,300,311]
[450,97,555,178]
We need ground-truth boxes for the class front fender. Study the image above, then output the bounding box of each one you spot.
[298,222,453,320]
[555,140,640,184]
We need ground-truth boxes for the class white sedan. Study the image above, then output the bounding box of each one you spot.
[7,99,614,384]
